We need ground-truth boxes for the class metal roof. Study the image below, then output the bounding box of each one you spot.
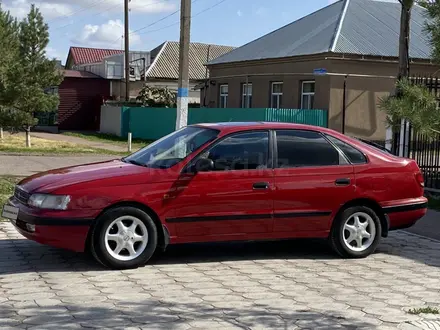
[67,47,124,67]
[208,0,432,65]
[145,41,235,80]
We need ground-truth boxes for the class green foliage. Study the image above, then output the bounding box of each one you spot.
[379,78,440,136]
[137,85,177,108]
[0,5,62,133]
[0,9,20,128]
[12,5,63,129]
[423,0,440,63]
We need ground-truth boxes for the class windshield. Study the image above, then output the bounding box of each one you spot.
[123,126,219,169]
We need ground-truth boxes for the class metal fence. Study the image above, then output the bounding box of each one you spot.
[119,107,329,140]
[391,75,440,190]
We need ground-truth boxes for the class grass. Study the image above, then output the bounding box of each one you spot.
[62,132,151,151]
[428,196,440,211]
[408,307,440,315]
[0,176,21,221]
[0,134,127,156]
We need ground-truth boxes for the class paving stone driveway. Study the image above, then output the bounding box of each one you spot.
[1,222,440,330]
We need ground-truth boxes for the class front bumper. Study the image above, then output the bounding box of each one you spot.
[6,198,94,252]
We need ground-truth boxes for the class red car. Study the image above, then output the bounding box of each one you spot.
[2,122,427,269]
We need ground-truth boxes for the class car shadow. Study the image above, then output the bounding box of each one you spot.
[0,238,336,275]
[1,230,440,275]
[0,296,378,329]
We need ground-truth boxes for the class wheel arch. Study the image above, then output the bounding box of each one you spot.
[85,201,169,252]
[332,198,389,237]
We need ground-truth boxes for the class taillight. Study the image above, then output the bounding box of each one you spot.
[415,172,425,187]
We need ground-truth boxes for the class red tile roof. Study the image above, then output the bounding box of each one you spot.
[61,70,102,79]
[67,47,123,67]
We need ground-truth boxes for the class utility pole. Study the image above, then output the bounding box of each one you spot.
[124,0,130,102]
[176,0,191,129]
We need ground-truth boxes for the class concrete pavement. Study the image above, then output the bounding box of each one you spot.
[0,154,117,176]
[1,221,440,329]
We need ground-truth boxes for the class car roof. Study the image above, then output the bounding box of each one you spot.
[192,122,333,134]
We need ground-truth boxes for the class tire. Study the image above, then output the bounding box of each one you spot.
[329,205,382,258]
[90,206,158,270]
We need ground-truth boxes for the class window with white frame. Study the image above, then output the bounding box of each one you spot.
[301,81,315,109]
[241,83,252,108]
[219,84,228,108]
[271,82,283,108]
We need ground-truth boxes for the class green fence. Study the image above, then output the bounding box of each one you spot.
[121,107,328,140]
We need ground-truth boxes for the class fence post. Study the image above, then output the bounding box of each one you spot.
[127,132,132,153]
[398,119,408,157]
[385,125,392,151]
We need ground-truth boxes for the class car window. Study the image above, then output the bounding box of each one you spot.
[326,135,367,164]
[276,130,347,168]
[201,131,269,171]
[355,138,393,155]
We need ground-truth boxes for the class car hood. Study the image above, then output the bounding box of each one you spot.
[18,159,150,193]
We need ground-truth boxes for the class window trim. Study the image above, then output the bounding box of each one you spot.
[324,134,369,165]
[270,82,283,108]
[219,84,228,108]
[273,129,350,169]
[301,80,315,109]
[182,129,273,173]
[241,83,253,108]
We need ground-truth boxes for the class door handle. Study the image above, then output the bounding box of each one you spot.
[253,182,269,190]
[335,178,351,186]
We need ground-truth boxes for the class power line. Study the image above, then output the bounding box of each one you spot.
[137,0,228,36]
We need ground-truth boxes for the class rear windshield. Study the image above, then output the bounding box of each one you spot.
[354,138,393,155]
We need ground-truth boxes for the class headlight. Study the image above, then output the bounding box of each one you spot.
[28,194,71,210]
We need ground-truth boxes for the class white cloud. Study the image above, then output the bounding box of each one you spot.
[237,10,243,17]
[72,19,141,48]
[2,0,176,21]
[3,0,73,20]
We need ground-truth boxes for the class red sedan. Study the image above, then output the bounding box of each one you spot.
[2,122,427,269]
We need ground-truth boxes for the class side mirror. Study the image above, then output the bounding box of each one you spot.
[194,158,214,172]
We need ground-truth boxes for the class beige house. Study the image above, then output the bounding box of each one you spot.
[203,0,439,141]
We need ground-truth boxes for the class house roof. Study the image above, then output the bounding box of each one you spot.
[62,70,102,79]
[66,47,124,68]
[145,41,235,80]
[208,0,432,65]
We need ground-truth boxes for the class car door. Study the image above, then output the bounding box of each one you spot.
[165,130,274,240]
[273,129,355,234]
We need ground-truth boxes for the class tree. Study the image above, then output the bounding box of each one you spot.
[379,78,440,136]
[424,0,440,63]
[0,8,20,139]
[137,85,177,107]
[397,0,414,83]
[9,5,62,147]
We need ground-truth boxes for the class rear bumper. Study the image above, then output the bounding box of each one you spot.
[7,198,93,252]
[382,198,428,231]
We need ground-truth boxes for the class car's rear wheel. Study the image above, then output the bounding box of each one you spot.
[330,205,382,258]
[90,206,158,269]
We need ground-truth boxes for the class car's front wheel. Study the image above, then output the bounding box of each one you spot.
[90,206,158,269]
[330,205,382,258]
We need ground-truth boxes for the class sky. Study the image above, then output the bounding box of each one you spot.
[1,0,395,65]
[2,0,342,64]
